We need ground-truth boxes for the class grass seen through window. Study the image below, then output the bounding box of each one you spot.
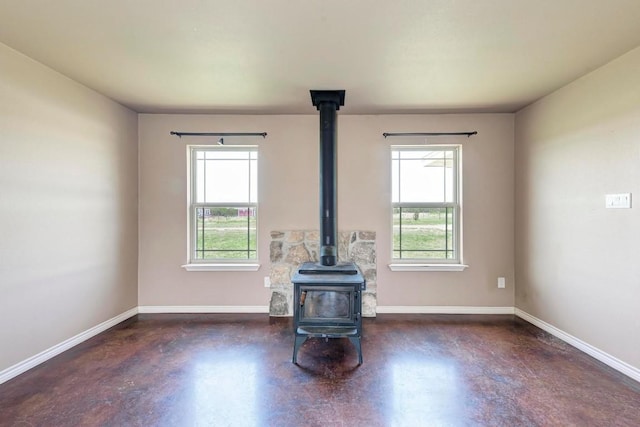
[195,213,257,260]
[393,208,454,259]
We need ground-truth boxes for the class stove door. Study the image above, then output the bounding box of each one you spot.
[298,285,357,325]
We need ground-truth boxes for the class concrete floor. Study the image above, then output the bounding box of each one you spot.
[1,313,639,426]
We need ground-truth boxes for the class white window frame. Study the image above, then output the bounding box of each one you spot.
[182,145,259,272]
[389,145,467,272]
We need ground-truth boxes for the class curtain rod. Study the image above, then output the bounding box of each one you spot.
[170,131,267,138]
[383,131,477,138]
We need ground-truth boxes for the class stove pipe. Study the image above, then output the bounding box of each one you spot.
[310,90,345,267]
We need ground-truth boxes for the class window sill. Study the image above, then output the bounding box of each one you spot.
[388,263,468,272]
[182,263,261,272]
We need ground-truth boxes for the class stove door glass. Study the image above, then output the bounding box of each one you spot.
[302,289,351,320]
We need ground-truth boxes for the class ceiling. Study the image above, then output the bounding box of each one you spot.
[2,1,640,114]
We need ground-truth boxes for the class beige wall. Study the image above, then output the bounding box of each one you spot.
[139,113,514,308]
[515,47,640,369]
[0,44,139,372]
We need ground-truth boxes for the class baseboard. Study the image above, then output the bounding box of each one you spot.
[0,307,139,385]
[376,306,515,315]
[515,308,640,383]
[138,305,270,314]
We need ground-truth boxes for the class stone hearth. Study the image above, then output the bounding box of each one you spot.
[269,230,377,317]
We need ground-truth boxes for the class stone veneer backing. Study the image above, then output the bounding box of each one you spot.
[269,230,377,317]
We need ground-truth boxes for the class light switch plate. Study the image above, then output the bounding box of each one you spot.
[605,193,632,209]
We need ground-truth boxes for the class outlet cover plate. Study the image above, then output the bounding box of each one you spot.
[606,193,632,209]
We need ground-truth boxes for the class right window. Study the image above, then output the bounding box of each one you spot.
[391,145,461,263]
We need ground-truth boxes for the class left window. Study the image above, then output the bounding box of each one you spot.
[188,146,258,263]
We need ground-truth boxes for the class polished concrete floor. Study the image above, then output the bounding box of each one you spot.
[1,314,639,426]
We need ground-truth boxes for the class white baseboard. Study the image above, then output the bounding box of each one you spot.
[515,308,640,383]
[138,305,270,314]
[376,306,515,315]
[0,307,138,385]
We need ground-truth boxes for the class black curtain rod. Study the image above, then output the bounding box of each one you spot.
[170,131,267,138]
[383,131,477,138]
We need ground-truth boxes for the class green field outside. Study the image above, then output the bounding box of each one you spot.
[393,208,454,259]
[195,216,257,259]
[195,210,454,260]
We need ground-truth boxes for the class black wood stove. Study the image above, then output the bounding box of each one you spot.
[292,90,366,365]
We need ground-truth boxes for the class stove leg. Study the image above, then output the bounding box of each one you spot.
[293,335,308,364]
[349,337,363,365]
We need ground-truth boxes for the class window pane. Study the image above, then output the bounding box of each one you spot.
[444,157,454,203]
[398,157,443,202]
[205,159,250,203]
[392,207,456,260]
[196,159,205,202]
[391,158,400,203]
[194,207,257,260]
[391,149,456,203]
[250,158,257,203]
[205,151,250,160]
[194,149,258,204]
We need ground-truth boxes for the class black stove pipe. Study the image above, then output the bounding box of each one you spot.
[310,90,345,266]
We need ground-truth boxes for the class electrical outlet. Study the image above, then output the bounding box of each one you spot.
[497,277,506,289]
[605,193,632,209]
[264,276,271,288]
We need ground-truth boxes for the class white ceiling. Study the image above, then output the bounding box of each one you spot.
[2,0,640,114]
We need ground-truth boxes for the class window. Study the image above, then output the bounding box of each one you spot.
[391,145,461,264]
[188,146,258,264]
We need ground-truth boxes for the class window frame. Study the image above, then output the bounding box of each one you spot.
[390,144,465,269]
[183,145,259,270]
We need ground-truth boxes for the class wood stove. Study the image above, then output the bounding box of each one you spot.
[292,90,366,365]
[292,262,365,364]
